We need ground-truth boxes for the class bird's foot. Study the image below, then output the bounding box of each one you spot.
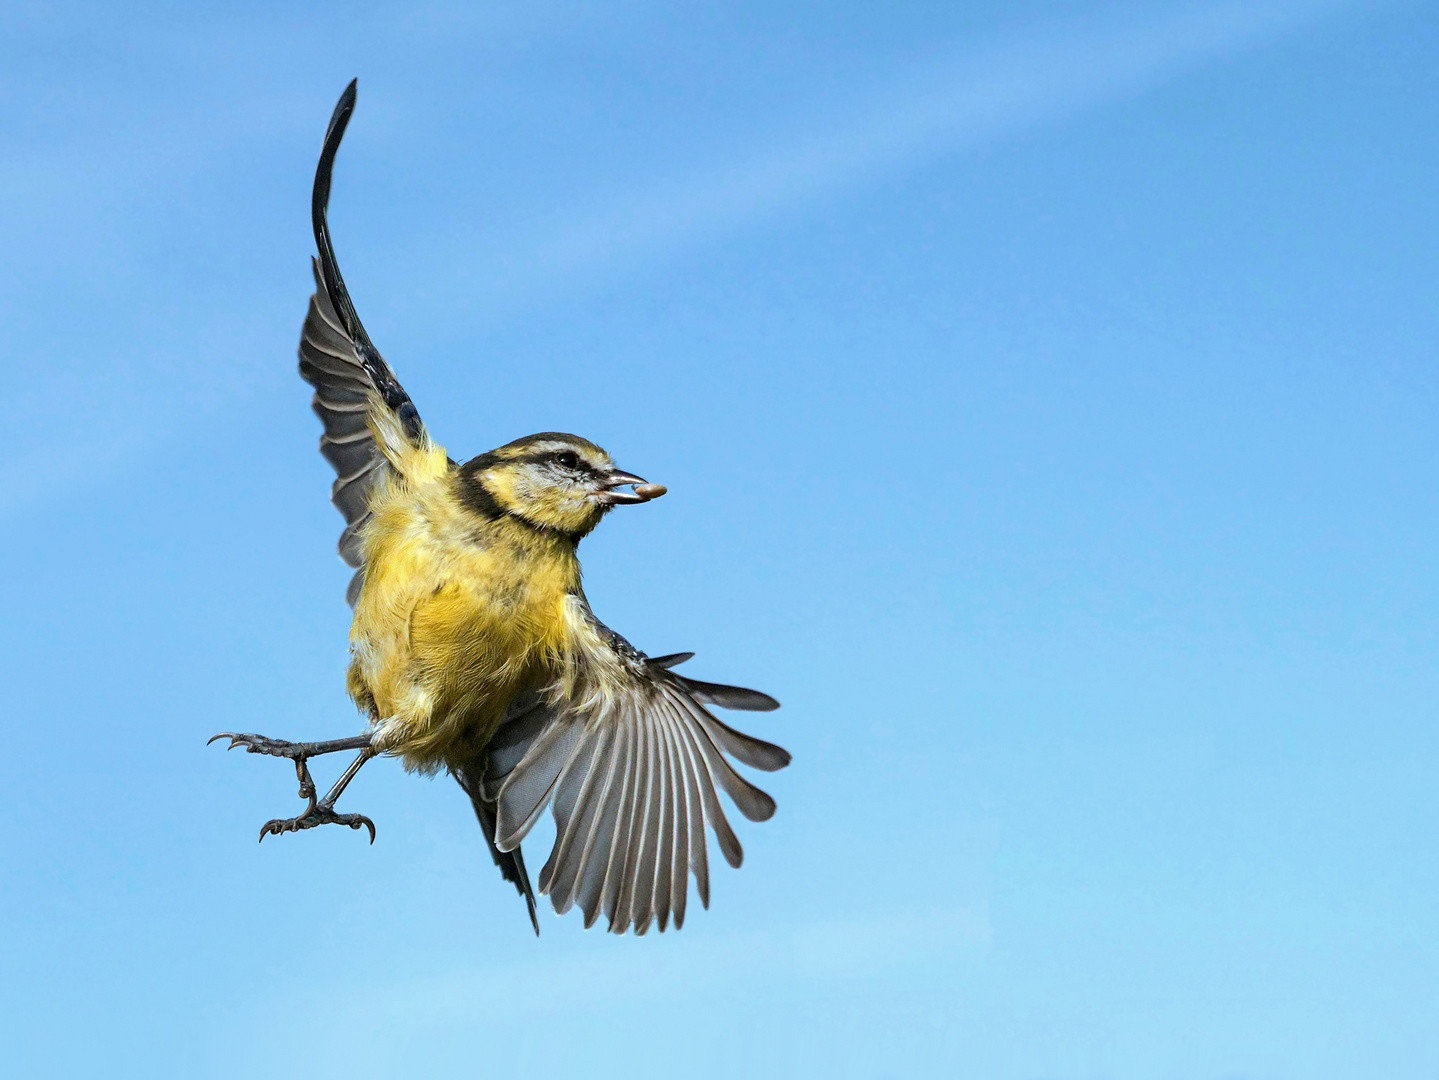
[259,803,376,844]
[210,731,377,843]
[209,731,310,757]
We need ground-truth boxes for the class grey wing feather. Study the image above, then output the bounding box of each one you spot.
[298,80,428,607]
[675,673,780,713]
[484,640,789,935]
[297,261,393,602]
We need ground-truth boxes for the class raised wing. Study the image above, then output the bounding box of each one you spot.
[297,79,425,606]
[476,629,789,936]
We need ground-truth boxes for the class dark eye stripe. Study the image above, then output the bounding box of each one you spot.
[465,445,603,476]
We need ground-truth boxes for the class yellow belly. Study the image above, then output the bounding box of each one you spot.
[346,473,577,772]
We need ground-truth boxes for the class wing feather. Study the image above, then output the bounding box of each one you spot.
[538,724,604,902]
[675,674,780,713]
[484,646,785,933]
[344,569,365,607]
[629,717,665,935]
[578,718,634,928]
[564,721,627,926]
[667,695,744,870]
[662,710,690,931]
[665,701,712,910]
[605,718,647,933]
[297,81,428,608]
[338,518,370,569]
[689,704,791,772]
[672,692,778,823]
[478,691,549,800]
[492,713,581,845]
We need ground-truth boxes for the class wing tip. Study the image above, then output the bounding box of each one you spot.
[324,79,359,153]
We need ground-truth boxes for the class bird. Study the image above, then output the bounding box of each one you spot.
[210,80,790,937]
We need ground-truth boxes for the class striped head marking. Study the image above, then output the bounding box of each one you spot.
[459,432,665,539]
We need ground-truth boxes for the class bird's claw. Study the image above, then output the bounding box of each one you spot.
[208,732,302,758]
[259,805,376,844]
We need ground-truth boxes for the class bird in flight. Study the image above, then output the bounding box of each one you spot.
[212,80,789,936]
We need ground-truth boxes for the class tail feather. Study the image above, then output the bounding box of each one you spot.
[454,769,540,935]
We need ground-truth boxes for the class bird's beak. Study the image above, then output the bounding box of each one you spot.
[597,470,667,505]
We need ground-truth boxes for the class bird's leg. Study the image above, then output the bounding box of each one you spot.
[209,731,379,843]
[257,746,379,844]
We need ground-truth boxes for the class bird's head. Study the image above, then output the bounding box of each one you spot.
[458,432,665,540]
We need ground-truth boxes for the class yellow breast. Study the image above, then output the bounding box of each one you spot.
[346,453,578,772]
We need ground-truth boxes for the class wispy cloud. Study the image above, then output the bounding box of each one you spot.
[0,0,1361,517]
[463,0,1359,313]
[216,905,992,1078]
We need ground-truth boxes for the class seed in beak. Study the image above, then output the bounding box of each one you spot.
[597,470,666,505]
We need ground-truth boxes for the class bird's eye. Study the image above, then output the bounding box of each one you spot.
[555,451,581,470]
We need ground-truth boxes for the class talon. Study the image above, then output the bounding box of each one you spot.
[255,805,377,843]
[214,732,282,755]
[210,732,262,752]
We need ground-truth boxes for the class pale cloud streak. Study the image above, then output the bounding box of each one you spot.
[216,904,993,1078]
[0,0,1363,515]
[463,0,1360,314]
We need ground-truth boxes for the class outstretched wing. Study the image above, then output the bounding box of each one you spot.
[297,79,426,606]
[476,622,790,936]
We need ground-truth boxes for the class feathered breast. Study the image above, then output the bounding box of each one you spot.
[348,465,581,770]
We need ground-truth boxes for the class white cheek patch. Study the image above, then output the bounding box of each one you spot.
[513,465,589,516]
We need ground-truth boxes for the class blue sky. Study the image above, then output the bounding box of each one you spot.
[2,0,1436,1076]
